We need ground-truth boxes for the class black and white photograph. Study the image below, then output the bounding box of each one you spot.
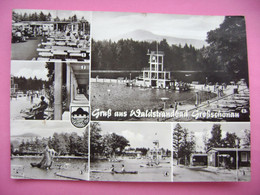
[90,12,249,122]
[11,61,89,120]
[9,10,251,183]
[11,9,91,62]
[89,122,172,182]
[172,122,250,182]
[10,120,89,180]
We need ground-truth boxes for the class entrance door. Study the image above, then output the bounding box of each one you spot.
[151,80,156,87]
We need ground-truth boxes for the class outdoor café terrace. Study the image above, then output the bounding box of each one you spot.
[36,31,90,62]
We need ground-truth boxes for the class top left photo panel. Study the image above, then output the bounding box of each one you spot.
[11,9,91,62]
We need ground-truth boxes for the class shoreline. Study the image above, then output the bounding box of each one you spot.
[11,155,88,160]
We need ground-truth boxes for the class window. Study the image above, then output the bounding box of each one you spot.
[241,152,248,162]
[158,56,163,63]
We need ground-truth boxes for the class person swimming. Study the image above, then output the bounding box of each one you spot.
[110,164,115,172]
[121,164,125,172]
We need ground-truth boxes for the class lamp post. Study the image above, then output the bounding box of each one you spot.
[161,97,169,111]
[235,138,239,181]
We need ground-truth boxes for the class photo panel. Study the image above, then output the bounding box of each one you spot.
[172,122,250,182]
[10,120,89,180]
[90,12,249,122]
[89,122,172,182]
[11,9,91,62]
[11,61,90,123]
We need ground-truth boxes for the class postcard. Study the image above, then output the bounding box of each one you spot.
[10,9,250,182]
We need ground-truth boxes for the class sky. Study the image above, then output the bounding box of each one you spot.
[11,120,86,137]
[97,122,172,150]
[92,12,225,41]
[11,61,48,81]
[12,10,225,44]
[13,9,92,22]
[174,122,250,152]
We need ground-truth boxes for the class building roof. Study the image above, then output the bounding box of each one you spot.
[207,147,250,153]
[191,153,208,157]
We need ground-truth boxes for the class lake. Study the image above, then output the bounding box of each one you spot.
[90,158,172,182]
[11,156,88,180]
[11,156,171,181]
[91,82,216,120]
[10,96,41,120]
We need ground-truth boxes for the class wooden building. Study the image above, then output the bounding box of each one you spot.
[207,148,250,169]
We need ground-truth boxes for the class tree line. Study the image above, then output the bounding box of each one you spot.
[12,76,47,92]
[92,39,205,72]
[12,123,172,160]
[13,11,86,23]
[92,16,248,84]
[13,11,53,22]
[204,124,250,150]
[173,123,250,165]
[11,129,88,156]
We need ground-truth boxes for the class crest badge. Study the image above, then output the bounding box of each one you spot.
[70,106,90,128]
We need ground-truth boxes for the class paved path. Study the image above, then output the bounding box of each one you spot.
[11,37,43,60]
[70,93,89,106]
[164,84,249,121]
[173,165,238,182]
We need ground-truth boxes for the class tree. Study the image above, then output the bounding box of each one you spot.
[136,147,149,156]
[202,131,209,152]
[11,143,14,155]
[179,129,195,165]
[31,12,39,21]
[45,62,67,111]
[19,140,26,153]
[69,132,82,155]
[102,133,129,158]
[206,16,248,84]
[243,129,250,148]
[173,124,195,165]
[23,13,29,21]
[90,123,103,159]
[12,11,20,22]
[165,149,171,157]
[80,127,89,155]
[72,14,78,22]
[206,124,223,149]
[47,13,52,21]
[173,123,184,165]
[39,11,47,21]
[54,16,60,22]
[222,132,240,148]
[51,133,69,155]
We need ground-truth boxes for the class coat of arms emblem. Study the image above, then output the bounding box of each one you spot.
[70,106,89,128]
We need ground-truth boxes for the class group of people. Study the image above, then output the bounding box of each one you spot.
[64,30,90,48]
[110,164,125,173]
